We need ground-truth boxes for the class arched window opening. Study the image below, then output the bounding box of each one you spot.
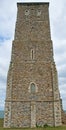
[28,82,38,93]
[37,10,41,16]
[31,83,36,93]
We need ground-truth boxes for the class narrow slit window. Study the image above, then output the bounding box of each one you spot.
[32,50,33,59]
[31,49,34,60]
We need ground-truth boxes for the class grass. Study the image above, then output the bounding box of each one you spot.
[0,119,66,130]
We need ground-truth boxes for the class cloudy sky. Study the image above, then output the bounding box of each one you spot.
[0,0,66,110]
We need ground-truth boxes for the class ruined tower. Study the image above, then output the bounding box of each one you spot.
[4,3,62,128]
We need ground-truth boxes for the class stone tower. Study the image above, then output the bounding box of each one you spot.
[4,2,62,128]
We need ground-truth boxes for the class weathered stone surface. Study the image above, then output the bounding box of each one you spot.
[62,110,66,124]
[4,2,62,128]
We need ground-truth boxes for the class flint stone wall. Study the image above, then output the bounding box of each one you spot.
[4,3,62,128]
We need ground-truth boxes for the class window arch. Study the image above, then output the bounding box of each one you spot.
[31,83,36,93]
[37,10,41,16]
[28,82,38,93]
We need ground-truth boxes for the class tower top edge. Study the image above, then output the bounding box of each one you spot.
[17,2,49,6]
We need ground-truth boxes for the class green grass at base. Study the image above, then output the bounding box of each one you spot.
[0,119,66,130]
[0,119,3,127]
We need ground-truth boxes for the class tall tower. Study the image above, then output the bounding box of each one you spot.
[4,3,62,128]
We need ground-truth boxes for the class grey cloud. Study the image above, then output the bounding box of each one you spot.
[60,84,66,93]
[59,77,66,86]
[0,76,6,84]
[0,92,6,99]
[53,21,66,40]
[0,0,17,39]
[50,0,66,43]
[54,45,66,55]
[62,100,66,110]
[58,66,66,78]
[50,0,66,110]
[0,83,6,89]
[0,99,5,110]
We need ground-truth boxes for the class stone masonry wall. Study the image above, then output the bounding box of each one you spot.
[4,3,62,128]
